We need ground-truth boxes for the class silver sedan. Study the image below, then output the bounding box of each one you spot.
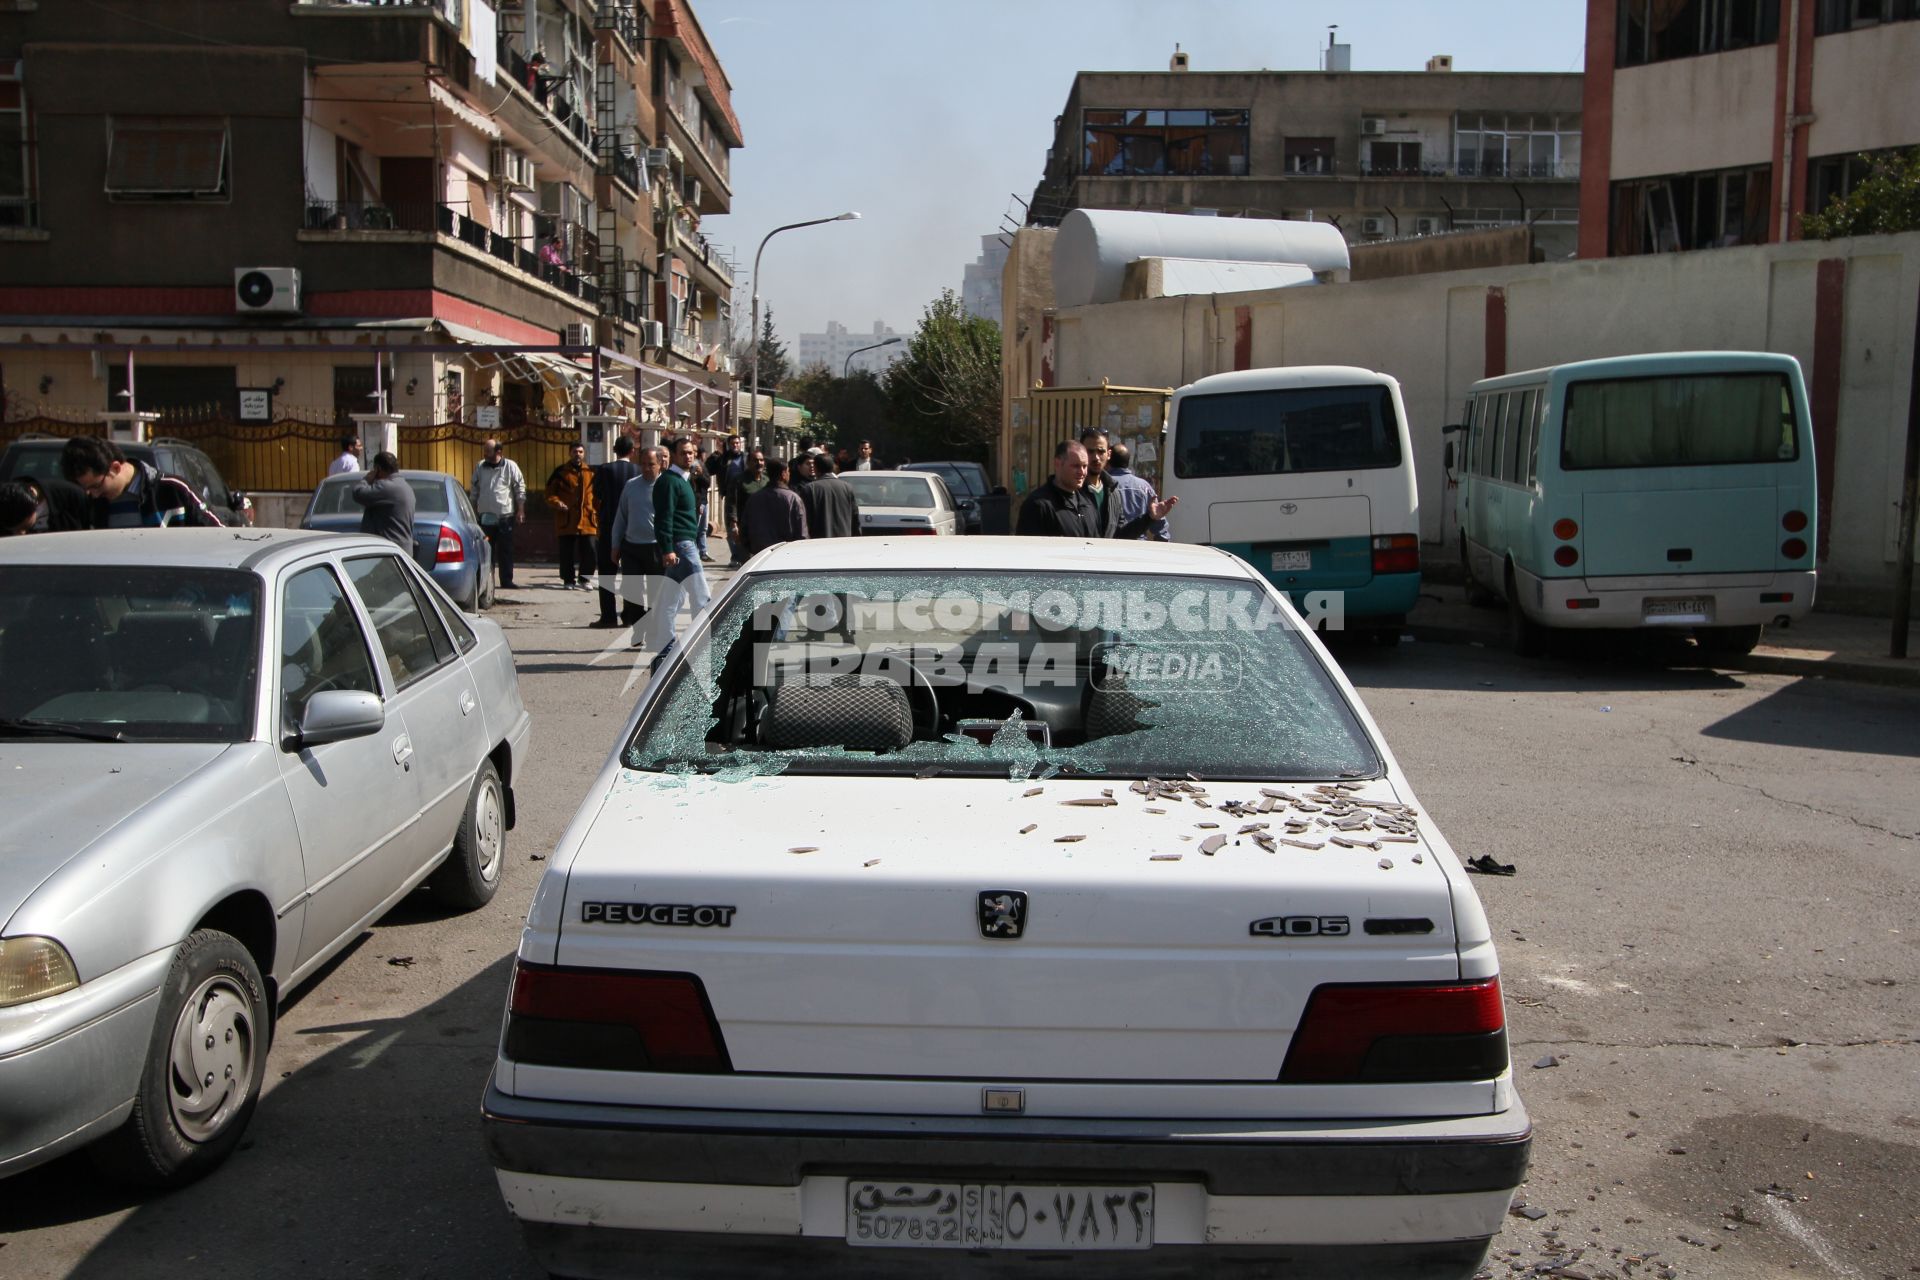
[0,529,531,1187]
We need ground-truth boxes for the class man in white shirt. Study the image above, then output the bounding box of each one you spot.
[328,433,363,477]
[856,439,876,470]
[469,438,527,590]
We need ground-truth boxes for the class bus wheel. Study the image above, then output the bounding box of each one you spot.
[1462,539,1495,607]
[1506,568,1547,658]
[1696,624,1762,657]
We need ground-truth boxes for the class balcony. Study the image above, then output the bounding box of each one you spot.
[495,36,595,155]
[294,0,463,19]
[595,131,641,196]
[296,199,600,306]
[595,2,642,54]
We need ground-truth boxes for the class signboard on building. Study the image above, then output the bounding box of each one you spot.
[476,405,502,430]
[238,388,272,422]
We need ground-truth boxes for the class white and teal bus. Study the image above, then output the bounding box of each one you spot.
[1164,366,1421,642]
[1448,351,1816,656]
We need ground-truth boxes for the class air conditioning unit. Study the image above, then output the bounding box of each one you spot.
[560,322,593,347]
[639,319,665,348]
[490,145,533,190]
[234,267,301,315]
[1360,116,1386,136]
[1415,216,1440,235]
[645,147,671,170]
[1359,217,1387,237]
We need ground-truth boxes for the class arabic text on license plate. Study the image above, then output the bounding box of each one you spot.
[1271,550,1312,571]
[1644,596,1711,623]
[847,1181,1154,1251]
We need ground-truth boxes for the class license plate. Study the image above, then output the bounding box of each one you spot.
[1271,550,1312,571]
[847,1181,1154,1250]
[1644,595,1711,623]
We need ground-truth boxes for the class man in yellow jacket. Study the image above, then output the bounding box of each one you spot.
[545,443,599,589]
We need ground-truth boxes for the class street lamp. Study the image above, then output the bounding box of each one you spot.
[843,336,902,378]
[749,211,860,448]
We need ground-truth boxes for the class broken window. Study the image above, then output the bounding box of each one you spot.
[623,571,1381,782]
[1616,0,1782,66]
[1283,136,1335,176]
[105,117,229,200]
[1608,164,1770,254]
[1082,108,1247,177]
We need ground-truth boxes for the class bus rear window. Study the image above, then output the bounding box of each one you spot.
[1561,373,1797,470]
[1175,385,1401,478]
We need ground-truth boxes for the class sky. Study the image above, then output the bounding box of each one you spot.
[693,0,1589,351]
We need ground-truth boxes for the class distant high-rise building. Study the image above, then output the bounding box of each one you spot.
[797,320,907,377]
[962,234,1010,327]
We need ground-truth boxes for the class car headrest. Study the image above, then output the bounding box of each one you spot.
[761,673,912,752]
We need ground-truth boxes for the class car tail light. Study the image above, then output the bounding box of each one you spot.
[901,527,937,535]
[435,525,464,564]
[1781,538,1808,561]
[503,962,732,1073]
[1552,518,1578,540]
[1565,597,1599,610]
[1782,510,1808,533]
[1553,545,1579,568]
[1370,533,1419,575]
[1280,977,1508,1083]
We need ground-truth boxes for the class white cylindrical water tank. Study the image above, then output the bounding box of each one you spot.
[1052,209,1351,309]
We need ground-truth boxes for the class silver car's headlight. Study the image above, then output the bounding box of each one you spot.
[0,936,81,1007]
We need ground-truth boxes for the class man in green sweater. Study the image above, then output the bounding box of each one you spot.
[644,436,712,656]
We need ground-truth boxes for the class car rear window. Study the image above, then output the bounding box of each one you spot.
[0,565,261,742]
[624,570,1380,780]
[1175,384,1402,478]
[308,476,451,516]
[842,476,936,509]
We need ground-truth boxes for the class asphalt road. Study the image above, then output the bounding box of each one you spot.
[4,579,1915,1280]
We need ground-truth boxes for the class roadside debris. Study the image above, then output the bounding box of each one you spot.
[1466,854,1517,876]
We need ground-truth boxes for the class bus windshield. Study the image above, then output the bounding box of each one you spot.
[1561,373,1796,470]
[1174,385,1400,478]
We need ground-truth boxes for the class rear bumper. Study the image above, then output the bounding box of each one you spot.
[484,1080,1529,1279]
[1525,567,1817,630]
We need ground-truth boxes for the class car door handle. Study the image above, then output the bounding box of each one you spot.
[391,734,414,770]
[459,690,476,717]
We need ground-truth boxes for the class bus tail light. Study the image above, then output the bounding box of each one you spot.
[435,525,465,564]
[1782,510,1808,533]
[1553,545,1579,568]
[1552,518,1578,541]
[1370,534,1419,575]
[1781,538,1808,561]
[1280,977,1508,1083]
[1566,598,1599,610]
[504,961,732,1073]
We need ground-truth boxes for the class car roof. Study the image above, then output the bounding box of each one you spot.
[0,527,398,573]
[1176,365,1399,397]
[841,469,937,481]
[747,535,1248,577]
[316,469,453,484]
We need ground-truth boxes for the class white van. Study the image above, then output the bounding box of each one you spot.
[1164,366,1421,642]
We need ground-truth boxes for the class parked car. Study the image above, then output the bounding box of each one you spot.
[302,470,494,611]
[0,434,252,526]
[0,529,531,1186]
[840,469,962,536]
[902,460,996,534]
[484,537,1529,1280]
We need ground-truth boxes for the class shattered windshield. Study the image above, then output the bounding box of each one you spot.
[623,570,1380,780]
[0,565,261,743]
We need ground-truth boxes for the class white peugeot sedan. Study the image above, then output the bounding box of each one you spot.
[0,529,530,1186]
[484,537,1528,1279]
[842,469,962,536]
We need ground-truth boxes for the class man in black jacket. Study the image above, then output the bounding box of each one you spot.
[60,437,224,529]
[590,436,640,628]
[1017,439,1175,538]
[799,451,861,538]
[349,452,417,551]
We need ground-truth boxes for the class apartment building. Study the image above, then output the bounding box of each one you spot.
[1028,53,1584,257]
[962,233,1010,327]
[1580,0,1920,256]
[796,320,907,378]
[0,0,740,438]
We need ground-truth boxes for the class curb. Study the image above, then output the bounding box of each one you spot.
[1405,622,1920,690]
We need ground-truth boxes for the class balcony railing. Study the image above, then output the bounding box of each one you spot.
[323,202,601,304]
[304,198,437,232]
[496,35,595,152]
[294,0,463,20]
[595,2,641,49]
[595,132,641,193]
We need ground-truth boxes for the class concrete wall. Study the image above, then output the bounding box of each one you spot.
[1019,232,1920,610]
[1809,23,1920,159]
[1610,44,1776,180]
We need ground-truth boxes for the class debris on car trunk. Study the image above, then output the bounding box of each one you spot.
[1019,824,1037,835]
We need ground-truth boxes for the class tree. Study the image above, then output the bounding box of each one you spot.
[1801,148,1920,240]
[733,307,792,393]
[883,288,1001,461]
[782,365,895,456]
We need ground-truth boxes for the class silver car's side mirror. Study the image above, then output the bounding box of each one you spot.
[296,690,385,749]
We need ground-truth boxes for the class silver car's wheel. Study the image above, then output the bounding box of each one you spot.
[92,930,269,1188]
[429,760,505,910]
[167,972,259,1142]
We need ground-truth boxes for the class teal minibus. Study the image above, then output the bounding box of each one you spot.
[1164,366,1421,642]
[1447,352,1816,656]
